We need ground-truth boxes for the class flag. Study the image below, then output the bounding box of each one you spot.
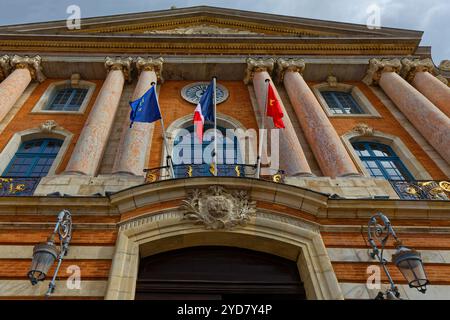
[193,80,215,142]
[129,85,161,127]
[266,83,285,129]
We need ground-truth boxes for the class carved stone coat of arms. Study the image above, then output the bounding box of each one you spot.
[181,186,256,230]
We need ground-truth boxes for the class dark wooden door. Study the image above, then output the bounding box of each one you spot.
[135,246,306,300]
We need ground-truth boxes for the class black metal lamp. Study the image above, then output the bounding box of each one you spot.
[367,212,429,299]
[27,210,72,296]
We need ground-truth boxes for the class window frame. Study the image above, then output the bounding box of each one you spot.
[352,141,414,181]
[31,80,96,115]
[47,87,89,112]
[3,138,63,178]
[312,83,381,118]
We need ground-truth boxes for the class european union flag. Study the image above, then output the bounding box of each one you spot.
[129,85,162,128]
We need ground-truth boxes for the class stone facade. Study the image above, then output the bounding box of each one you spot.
[0,6,449,300]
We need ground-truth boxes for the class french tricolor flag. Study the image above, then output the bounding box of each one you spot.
[193,80,215,143]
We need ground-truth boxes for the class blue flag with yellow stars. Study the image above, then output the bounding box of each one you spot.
[129,85,161,128]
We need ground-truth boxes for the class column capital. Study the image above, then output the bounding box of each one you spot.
[244,57,275,84]
[275,58,305,83]
[0,55,10,81]
[439,60,450,72]
[401,58,435,82]
[135,56,164,83]
[105,56,133,82]
[10,55,46,82]
[362,58,402,86]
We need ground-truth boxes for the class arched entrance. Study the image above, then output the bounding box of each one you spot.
[135,246,306,300]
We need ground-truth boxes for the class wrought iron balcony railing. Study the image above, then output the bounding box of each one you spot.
[390,180,450,200]
[144,164,285,184]
[0,177,41,196]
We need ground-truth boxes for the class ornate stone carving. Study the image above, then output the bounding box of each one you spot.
[326,75,338,88]
[275,58,306,82]
[439,60,450,72]
[39,120,58,133]
[0,55,10,81]
[145,24,261,35]
[244,57,275,84]
[70,73,81,86]
[436,75,449,85]
[135,56,164,82]
[181,186,256,230]
[10,55,46,82]
[362,58,402,86]
[401,58,435,82]
[352,123,374,136]
[105,56,133,82]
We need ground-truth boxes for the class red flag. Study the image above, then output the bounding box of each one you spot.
[266,83,285,129]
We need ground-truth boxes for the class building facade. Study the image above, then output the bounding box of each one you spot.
[0,6,449,299]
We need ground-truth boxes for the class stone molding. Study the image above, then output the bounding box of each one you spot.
[275,58,306,82]
[104,56,133,81]
[244,57,275,84]
[362,58,402,86]
[135,56,164,82]
[10,55,46,82]
[0,55,10,80]
[401,58,435,82]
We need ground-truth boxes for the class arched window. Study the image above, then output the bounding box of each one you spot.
[321,91,363,114]
[172,124,242,177]
[3,139,63,177]
[352,141,413,180]
[46,88,88,111]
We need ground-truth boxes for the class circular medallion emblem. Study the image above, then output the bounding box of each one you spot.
[181,82,229,105]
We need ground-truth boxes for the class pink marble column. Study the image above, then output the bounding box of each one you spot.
[365,58,450,163]
[0,55,45,122]
[245,58,312,176]
[401,58,450,118]
[278,58,360,178]
[112,57,163,176]
[65,57,132,175]
[412,72,450,118]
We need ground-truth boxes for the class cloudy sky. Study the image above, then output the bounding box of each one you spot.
[0,0,448,63]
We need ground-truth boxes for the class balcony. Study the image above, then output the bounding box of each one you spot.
[390,180,450,200]
[0,177,41,196]
[144,164,285,184]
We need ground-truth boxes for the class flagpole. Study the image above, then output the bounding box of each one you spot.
[212,76,218,177]
[152,81,175,179]
[256,79,270,179]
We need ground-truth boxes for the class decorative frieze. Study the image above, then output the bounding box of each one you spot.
[244,57,275,84]
[10,55,45,82]
[362,58,402,86]
[181,186,256,230]
[135,56,164,82]
[104,56,133,82]
[0,55,10,81]
[401,58,435,82]
[275,58,305,82]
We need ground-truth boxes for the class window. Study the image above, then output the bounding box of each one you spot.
[321,91,363,114]
[172,124,243,177]
[352,141,413,181]
[46,88,88,111]
[3,139,62,177]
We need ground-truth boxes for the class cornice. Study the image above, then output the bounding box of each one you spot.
[0,38,419,56]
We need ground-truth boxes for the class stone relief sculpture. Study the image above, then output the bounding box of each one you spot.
[181,186,257,230]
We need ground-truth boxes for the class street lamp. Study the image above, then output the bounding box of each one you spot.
[28,210,72,297]
[367,212,429,299]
